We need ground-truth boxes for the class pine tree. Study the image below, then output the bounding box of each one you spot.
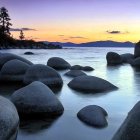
[19,30,25,40]
[0,7,12,36]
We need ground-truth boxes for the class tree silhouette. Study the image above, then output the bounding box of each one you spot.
[0,7,12,36]
[19,30,25,40]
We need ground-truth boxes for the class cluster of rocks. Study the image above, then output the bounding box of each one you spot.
[0,52,120,139]
[106,41,140,68]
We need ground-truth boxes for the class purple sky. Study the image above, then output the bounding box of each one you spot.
[0,0,140,42]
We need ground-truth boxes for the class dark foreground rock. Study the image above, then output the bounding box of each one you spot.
[0,53,33,69]
[77,105,108,127]
[23,64,63,88]
[112,101,140,140]
[24,52,34,55]
[82,66,94,71]
[11,81,64,118]
[121,53,134,63]
[0,96,19,140]
[70,65,83,70]
[47,57,71,70]
[68,75,118,93]
[130,57,140,67]
[65,70,86,77]
[106,52,122,65]
[0,59,30,82]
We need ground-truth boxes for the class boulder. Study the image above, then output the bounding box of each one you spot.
[47,57,71,70]
[106,52,122,65]
[11,81,64,118]
[68,75,118,93]
[112,101,140,140]
[120,53,134,63]
[0,53,33,69]
[70,65,83,70]
[130,57,140,67]
[0,96,19,140]
[65,70,86,78]
[83,66,94,71]
[77,105,108,127]
[0,59,30,82]
[23,64,63,88]
[134,41,140,58]
[24,52,34,55]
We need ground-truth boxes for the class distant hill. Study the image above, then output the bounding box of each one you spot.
[44,40,135,47]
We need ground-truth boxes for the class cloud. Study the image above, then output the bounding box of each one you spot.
[106,30,129,34]
[10,28,36,31]
[69,36,88,39]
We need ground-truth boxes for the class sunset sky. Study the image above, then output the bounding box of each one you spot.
[0,0,140,43]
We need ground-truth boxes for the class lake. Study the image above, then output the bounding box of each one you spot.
[0,47,139,140]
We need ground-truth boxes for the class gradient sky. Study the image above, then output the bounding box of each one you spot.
[0,0,140,43]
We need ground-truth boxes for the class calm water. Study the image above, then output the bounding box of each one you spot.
[1,47,140,140]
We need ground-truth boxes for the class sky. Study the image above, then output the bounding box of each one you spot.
[0,0,140,43]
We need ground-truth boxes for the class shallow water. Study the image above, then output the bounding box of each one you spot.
[1,47,140,140]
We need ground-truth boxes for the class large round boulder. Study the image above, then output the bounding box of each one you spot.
[65,70,86,78]
[134,41,140,58]
[23,64,63,88]
[120,53,134,63]
[0,96,19,140]
[106,52,122,65]
[112,101,140,140]
[68,75,118,93]
[47,57,71,70]
[0,59,30,82]
[11,81,64,118]
[0,53,33,69]
[77,105,108,127]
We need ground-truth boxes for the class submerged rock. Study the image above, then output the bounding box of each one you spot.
[77,105,108,127]
[0,96,19,140]
[23,64,63,88]
[68,75,118,93]
[24,52,34,55]
[0,59,30,82]
[47,57,71,70]
[112,101,140,140]
[11,81,64,118]
[65,70,86,77]
[0,53,33,69]
[106,52,122,65]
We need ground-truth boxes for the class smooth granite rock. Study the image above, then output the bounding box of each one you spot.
[23,64,63,88]
[0,96,19,140]
[11,81,64,118]
[121,53,134,63]
[68,75,118,93]
[47,57,71,70]
[77,105,108,127]
[65,70,86,77]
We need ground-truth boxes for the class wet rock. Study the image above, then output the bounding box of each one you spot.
[121,53,134,63]
[112,101,140,140]
[11,81,64,118]
[0,59,30,82]
[130,57,140,67]
[0,96,19,140]
[0,53,33,69]
[70,65,83,70]
[23,64,63,88]
[83,66,94,71]
[77,105,108,127]
[47,57,71,70]
[68,75,118,93]
[106,52,122,65]
[65,70,86,77]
